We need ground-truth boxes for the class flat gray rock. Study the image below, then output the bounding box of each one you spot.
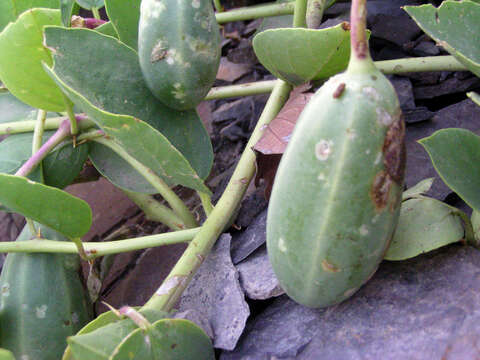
[231,209,267,265]
[237,245,284,300]
[178,234,250,351]
[222,244,480,360]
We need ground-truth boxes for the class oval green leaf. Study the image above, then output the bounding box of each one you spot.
[0,0,60,31]
[111,319,214,360]
[0,349,15,360]
[404,1,480,77]
[0,9,65,111]
[104,0,140,50]
[94,20,118,37]
[0,92,38,124]
[468,91,480,107]
[76,0,104,10]
[385,197,464,261]
[419,128,480,212]
[253,23,364,85]
[43,26,212,193]
[402,177,435,200]
[0,173,91,237]
[61,0,76,26]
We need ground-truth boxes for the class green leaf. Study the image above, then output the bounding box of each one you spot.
[253,23,365,85]
[61,0,76,26]
[0,132,88,188]
[67,309,167,360]
[404,1,480,77]
[0,9,65,111]
[402,177,435,200]
[104,0,140,50]
[0,173,91,237]
[43,27,212,193]
[419,128,480,212]
[385,197,464,261]
[89,142,156,193]
[468,92,480,107]
[0,92,38,124]
[94,20,117,37]
[0,0,60,31]
[0,348,15,360]
[110,319,214,360]
[76,0,104,10]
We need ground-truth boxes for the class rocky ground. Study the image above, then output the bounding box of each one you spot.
[1,0,480,359]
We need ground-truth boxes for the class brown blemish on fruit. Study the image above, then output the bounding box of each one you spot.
[333,83,346,98]
[322,259,340,273]
[382,112,406,184]
[370,170,392,212]
[341,22,351,31]
[151,42,168,63]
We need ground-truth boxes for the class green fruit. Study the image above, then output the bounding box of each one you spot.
[266,59,406,308]
[0,224,91,359]
[138,0,221,110]
[472,210,480,243]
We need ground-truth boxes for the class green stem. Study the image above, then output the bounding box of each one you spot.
[91,7,101,20]
[204,80,278,100]
[198,191,214,217]
[93,137,198,229]
[213,0,224,12]
[26,219,37,237]
[141,80,292,313]
[122,189,187,231]
[0,228,200,257]
[63,95,78,136]
[215,1,295,23]
[306,0,328,28]
[0,116,95,135]
[376,56,466,74]
[293,0,308,27]
[32,110,47,154]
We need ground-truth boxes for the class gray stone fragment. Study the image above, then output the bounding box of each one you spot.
[173,309,214,340]
[231,209,267,265]
[178,234,250,351]
[404,106,434,124]
[406,99,480,200]
[413,41,440,57]
[237,245,284,300]
[389,76,415,110]
[222,245,480,360]
[413,76,480,99]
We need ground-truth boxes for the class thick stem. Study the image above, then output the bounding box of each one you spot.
[376,56,466,74]
[205,80,278,100]
[215,1,295,23]
[213,0,224,12]
[0,115,95,135]
[198,191,214,217]
[63,95,78,136]
[293,0,308,27]
[306,0,328,28]
[141,80,292,313]
[0,228,199,257]
[93,137,198,229]
[122,189,187,231]
[32,110,47,155]
[91,7,101,20]
[349,0,369,61]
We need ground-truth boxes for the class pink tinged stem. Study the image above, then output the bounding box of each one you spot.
[350,0,369,60]
[84,18,106,29]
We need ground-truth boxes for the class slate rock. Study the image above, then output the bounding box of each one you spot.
[237,245,284,300]
[173,309,214,340]
[405,99,480,200]
[213,98,255,125]
[389,76,415,110]
[222,244,480,360]
[227,39,258,65]
[235,186,268,229]
[178,234,250,351]
[231,209,267,265]
[413,76,480,100]
[412,41,440,57]
[403,106,434,124]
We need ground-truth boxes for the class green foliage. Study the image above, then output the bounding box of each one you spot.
[0,0,60,31]
[419,128,480,212]
[0,9,65,111]
[0,174,92,237]
[76,0,104,10]
[105,0,141,49]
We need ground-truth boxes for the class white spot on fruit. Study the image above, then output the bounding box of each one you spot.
[346,128,357,140]
[359,224,369,236]
[21,355,30,360]
[376,108,393,126]
[362,86,381,101]
[72,312,79,324]
[278,237,287,253]
[365,149,371,155]
[1,283,10,297]
[317,173,326,181]
[343,288,358,298]
[372,214,380,223]
[192,0,201,8]
[36,304,47,319]
[321,259,340,273]
[315,140,333,161]
[374,152,382,165]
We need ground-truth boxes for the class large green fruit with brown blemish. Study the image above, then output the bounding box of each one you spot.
[138,0,221,110]
[0,224,91,360]
[266,60,406,308]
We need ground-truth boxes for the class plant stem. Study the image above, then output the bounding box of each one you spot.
[122,189,187,231]
[141,79,292,313]
[63,95,78,136]
[204,80,278,100]
[198,191,214,217]
[293,0,308,27]
[15,119,71,177]
[213,0,224,12]
[0,116,95,135]
[376,56,466,74]
[93,137,198,229]
[32,110,47,155]
[91,7,101,20]
[0,228,200,257]
[215,1,295,23]
[306,0,328,28]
